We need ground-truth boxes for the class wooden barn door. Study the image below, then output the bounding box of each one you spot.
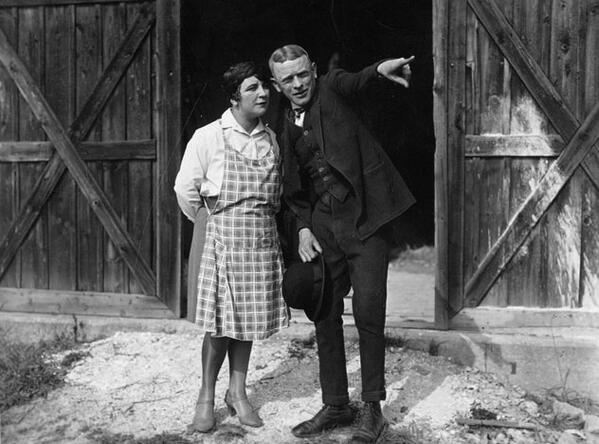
[0,0,181,318]
[434,0,599,326]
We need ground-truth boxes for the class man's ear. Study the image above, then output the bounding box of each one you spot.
[312,62,318,79]
[271,77,282,93]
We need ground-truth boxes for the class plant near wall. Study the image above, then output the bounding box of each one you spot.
[0,331,84,412]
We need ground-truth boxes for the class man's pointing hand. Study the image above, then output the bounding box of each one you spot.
[377,55,415,88]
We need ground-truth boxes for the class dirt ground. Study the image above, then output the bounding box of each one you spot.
[2,251,596,443]
[1,325,593,444]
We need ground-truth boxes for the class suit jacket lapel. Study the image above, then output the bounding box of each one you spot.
[310,86,325,154]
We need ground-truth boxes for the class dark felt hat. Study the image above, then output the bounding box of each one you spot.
[283,256,331,322]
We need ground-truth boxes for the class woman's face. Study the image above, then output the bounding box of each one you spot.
[234,75,270,119]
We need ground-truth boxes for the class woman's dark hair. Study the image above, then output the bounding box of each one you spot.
[222,61,269,102]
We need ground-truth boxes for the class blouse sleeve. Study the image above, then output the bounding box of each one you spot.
[174,128,212,222]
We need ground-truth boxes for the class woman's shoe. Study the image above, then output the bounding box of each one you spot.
[187,399,215,433]
[224,389,264,427]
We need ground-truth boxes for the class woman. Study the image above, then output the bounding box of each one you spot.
[174,61,288,432]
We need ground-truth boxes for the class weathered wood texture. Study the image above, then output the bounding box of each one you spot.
[18,7,48,290]
[0,1,181,317]
[0,7,19,288]
[0,287,176,318]
[439,0,599,314]
[446,0,467,315]
[433,0,449,328]
[0,140,155,161]
[155,0,181,313]
[0,0,141,6]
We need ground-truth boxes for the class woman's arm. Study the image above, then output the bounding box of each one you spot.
[174,128,213,222]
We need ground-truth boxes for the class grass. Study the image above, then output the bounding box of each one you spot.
[86,430,196,444]
[0,330,87,412]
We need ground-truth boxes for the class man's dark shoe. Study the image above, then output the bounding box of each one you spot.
[350,401,387,443]
[291,404,354,437]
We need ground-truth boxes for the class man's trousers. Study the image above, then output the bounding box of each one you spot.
[311,192,390,405]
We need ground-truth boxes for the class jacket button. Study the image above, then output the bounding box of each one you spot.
[303,130,309,136]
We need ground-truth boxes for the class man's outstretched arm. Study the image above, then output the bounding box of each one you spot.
[377,55,415,88]
[326,55,415,98]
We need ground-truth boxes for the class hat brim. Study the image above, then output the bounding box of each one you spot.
[306,256,331,322]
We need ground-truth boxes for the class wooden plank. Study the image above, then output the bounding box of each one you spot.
[584,0,599,115]
[127,2,154,294]
[467,0,579,139]
[0,0,142,7]
[0,20,157,295]
[433,0,449,328]
[465,100,599,306]
[465,6,478,134]
[156,0,181,313]
[477,158,509,307]
[446,0,467,314]
[465,0,599,305]
[510,0,584,309]
[450,306,599,330]
[463,158,481,282]
[580,156,599,309]
[544,168,582,308]
[0,139,156,161]
[469,0,599,190]
[505,223,546,306]
[75,3,104,292]
[477,4,510,134]
[510,0,553,136]
[69,3,155,142]
[0,287,176,318]
[18,7,48,289]
[0,4,156,286]
[0,7,19,287]
[79,140,156,159]
[46,4,76,291]
[102,2,128,293]
[465,134,563,157]
[549,0,585,120]
[511,0,552,69]
[506,158,549,306]
[579,3,599,310]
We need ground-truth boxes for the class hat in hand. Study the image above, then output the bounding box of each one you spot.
[283,255,331,322]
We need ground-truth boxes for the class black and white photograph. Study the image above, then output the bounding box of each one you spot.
[0,1,598,443]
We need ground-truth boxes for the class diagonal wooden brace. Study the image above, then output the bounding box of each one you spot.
[465,99,599,305]
[467,0,599,186]
[463,0,599,306]
[0,5,156,294]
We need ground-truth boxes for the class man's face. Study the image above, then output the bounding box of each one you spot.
[235,75,270,119]
[271,55,317,108]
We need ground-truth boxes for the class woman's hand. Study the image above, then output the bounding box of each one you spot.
[298,228,322,263]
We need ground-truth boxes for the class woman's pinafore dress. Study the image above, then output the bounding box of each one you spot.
[195,126,288,340]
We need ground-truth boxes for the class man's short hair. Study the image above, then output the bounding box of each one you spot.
[222,61,268,101]
[268,44,311,73]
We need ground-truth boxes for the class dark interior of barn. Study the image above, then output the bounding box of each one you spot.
[179,0,434,260]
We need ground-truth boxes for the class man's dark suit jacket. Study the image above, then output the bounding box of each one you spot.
[273,62,416,246]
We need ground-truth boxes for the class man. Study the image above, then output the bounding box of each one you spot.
[269,45,415,443]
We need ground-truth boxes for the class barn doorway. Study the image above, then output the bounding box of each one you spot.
[179,0,435,320]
